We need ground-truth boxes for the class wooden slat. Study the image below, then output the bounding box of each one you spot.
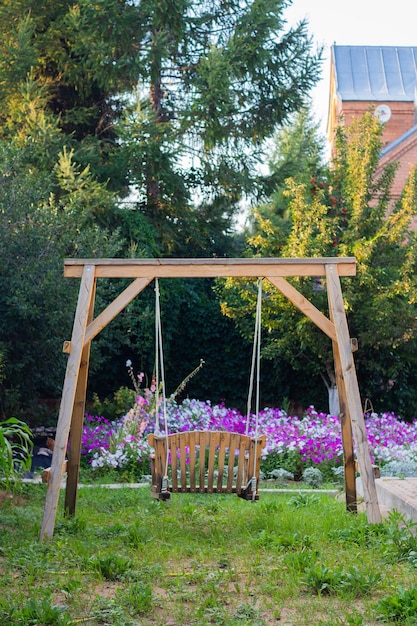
[198,431,207,492]
[207,432,220,493]
[227,434,239,493]
[331,338,357,512]
[148,433,169,494]
[170,436,178,492]
[246,440,255,483]
[217,432,228,491]
[42,461,68,483]
[180,433,187,491]
[65,277,96,515]
[235,440,248,493]
[255,435,266,475]
[189,431,197,492]
[64,257,357,279]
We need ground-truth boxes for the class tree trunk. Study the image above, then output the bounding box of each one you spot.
[322,361,340,416]
[328,384,340,416]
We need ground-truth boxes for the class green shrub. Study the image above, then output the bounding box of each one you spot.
[376,586,417,622]
[92,387,136,422]
[0,417,33,489]
[302,467,323,488]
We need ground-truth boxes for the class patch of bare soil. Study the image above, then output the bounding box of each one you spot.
[0,490,27,506]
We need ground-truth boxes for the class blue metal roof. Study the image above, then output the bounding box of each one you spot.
[380,124,417,157]
[333,46,417,101]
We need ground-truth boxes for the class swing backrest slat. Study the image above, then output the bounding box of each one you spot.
[188,431,197,492]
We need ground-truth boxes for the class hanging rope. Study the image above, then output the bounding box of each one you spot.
[154,278,170,488]
[245,278,262,437]
[244,278,263,500]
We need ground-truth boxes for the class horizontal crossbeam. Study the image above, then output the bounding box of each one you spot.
[64,257,356,279]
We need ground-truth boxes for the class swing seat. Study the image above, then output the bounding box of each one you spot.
[148,430,266,501]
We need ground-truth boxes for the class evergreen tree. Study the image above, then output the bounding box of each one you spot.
[0,1,324,419]
[0,0,144,191]
[0,0,322,255]
[121,0,323,252]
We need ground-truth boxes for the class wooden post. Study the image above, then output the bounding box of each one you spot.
[332,341,357,512]
[326,265,381,523]
[64,279,96,517]
[40,265,96,540]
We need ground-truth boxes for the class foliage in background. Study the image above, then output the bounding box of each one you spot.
[0,1,324,422]
[220,110,417,417]
[0,138,123,420]
[0,0,323,254]
[0,417,33,489]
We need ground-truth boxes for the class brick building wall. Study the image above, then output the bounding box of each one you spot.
[377,132,417,202]
[332,101,416,149]
[328,45,417,226]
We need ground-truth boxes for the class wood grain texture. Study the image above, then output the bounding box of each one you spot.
[326,265,381,523]
[64,257,356,278]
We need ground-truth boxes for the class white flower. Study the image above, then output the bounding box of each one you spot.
[126,359,132,367]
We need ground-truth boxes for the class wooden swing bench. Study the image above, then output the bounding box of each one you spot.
[148,430,266,501]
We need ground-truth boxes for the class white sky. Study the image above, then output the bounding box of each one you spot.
[284,0,417,139]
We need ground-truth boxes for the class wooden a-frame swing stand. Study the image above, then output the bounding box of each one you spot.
[40,257,381,540]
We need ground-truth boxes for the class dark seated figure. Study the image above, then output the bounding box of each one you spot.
[26,437,55,477]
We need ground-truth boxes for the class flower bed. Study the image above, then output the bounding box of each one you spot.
[81,400,417,480]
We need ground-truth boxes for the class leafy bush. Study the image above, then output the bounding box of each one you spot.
[380,460,417,477]
[288,492,319,508]
[382,510,417,562]
[303,564,381,597]
[267,468,294,482]
[376,586,417,622]
[2,597,70,625]
[0,417,33,488]
[302,467,323,488]
[87,554,134,581]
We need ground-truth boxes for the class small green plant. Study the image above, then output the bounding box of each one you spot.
[383,510,417,561]
[288,491,319,508]
[90,597,136,626]
[233,599,263,624]
[302,564,338,595]
[302,466,323,488]
[268,468,294,481]
[282,549,319,572]
[375,586,417,622]
[339,566,382,598]
[0,417,33,489]
[88,554,134,580]
[408,551,417,568]
[5,597,70,625]
[119,581,153,616]
[302,564,381,598]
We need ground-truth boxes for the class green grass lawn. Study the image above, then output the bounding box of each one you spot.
[1,484,417,625]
